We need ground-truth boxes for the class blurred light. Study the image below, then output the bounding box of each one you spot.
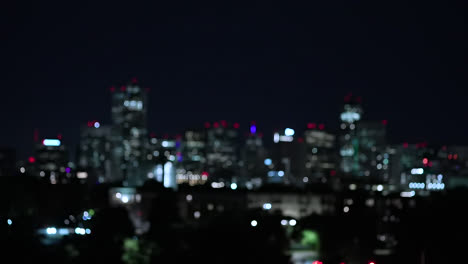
[278,171,284,177]
[58,228,69,235]
[307,123,316,129]
[281,220,288,226]
[85,228,91,234]
[349,184,357,190]
[121,195,129,203]
[251,220,258,227]
[43,139,61,146]
[318,124,325,130]
[422,158,428,165]
[264,158,272,166]
[250,125,257,134]
[77,172,88,179]
[116,192,122,198]
[284,128,295,136]
[46,227,57,235]
[233,122,240,129]
[376,185,383,192]
[75,227,85,235]
[343,206,350,213]
[186,194,193,201]
[273,133,280,143]
[230,183,238,190]
[7,219,12,225]
[411,168,424,175]
[369,262,376,264]
[94,122,100,128]
[28,157,36,163]
[194,211,201,219]
[289,219,297,226]
[20,167,25,173]
[263,203,272,210]
[401,191,415,197]
[382,120,388,125]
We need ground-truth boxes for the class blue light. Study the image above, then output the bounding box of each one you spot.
[250,125,257,134]
[264,158,272,166]
[278,171,285,177]
[94,122,100,128]
[43,139,61,146]
[7,219,12,225]
[230,183,238,190]
[284,128,295,136]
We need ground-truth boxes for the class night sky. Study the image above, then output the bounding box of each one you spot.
[1,1,466,160]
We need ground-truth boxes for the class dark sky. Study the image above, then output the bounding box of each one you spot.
[1,1,466,159]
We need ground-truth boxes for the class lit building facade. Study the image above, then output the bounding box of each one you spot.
[35,138,70,184]
[303,123,336,184]
[339,94,363,176]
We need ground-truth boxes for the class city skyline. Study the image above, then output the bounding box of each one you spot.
[2,1,467,159]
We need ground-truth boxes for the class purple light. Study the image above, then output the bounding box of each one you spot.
[250,125,257,134]
[65,167,71,173]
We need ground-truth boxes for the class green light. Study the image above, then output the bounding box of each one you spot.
[89,209,95,216]
[301,230,320,251]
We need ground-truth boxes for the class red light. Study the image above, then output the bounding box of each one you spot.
[298,138,304,143]
[369,262,376,264]
[201,171,209,176]
[330,170,336,176]
[403,142,409,148]
[120,86,126,91]
[448,154,452,160]
[221,120,227,127]
[131,77,138,83]
[204,122,211,128]
[213,122,219,128]
[382,120,388,125]
[423,158,428,165]
[110,86,115,92]
[307,123,316,129]
[318,124,325,130]
[233,123,240,129]
[312,261,323,264]
[28,157,35,163]
[57,134,62,140]
[87,121,92,127]
[454,154,458,160]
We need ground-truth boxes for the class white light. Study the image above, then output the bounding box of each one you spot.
[7,219,12,225]
[377,185,383,192]
[285,128,295,136]
[264,158,272,166]
[273,133,280,143]
[230,183,238,190]
[349,184,357,190]
[186,194,193,201]
[46,227,57,235]
[75,227,85,235]
[263,203,272,210]
[121,195,129,203]
[43,139,61,147]
[411,168,424,175]
[251,220,258,227]
[343,206,350,213]
[116,192,122,198]
[278,171,284,177]
[194,211,201,219]
[94,122,100,128]
[77,172,88,179]
[162,141,169,147]
[401,191,416,197]
[289,219,297,226]
[85,228,91,234]
[83,211,89,217]
[20,167,25,173]
[58,228,69,235]
[303,177,309,183]
[340,112,361,123]
[279,135,294,142]
[281,220,288,226]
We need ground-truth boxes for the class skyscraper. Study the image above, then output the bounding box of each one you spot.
[110,80,149,186]
[339,94,363,176]
[303,123,336,184]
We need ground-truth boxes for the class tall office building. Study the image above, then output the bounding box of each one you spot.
[356,121,389,182]
[77,121,114,183]
[303,123,336,183]
[35,138,70,184]
[146,135,179,189]
[177,129,207,186]
[339,94,363,176]
[240,122,267,188]
[271,127,306,186]
[110,79,149,186]
[205,121,240,184]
